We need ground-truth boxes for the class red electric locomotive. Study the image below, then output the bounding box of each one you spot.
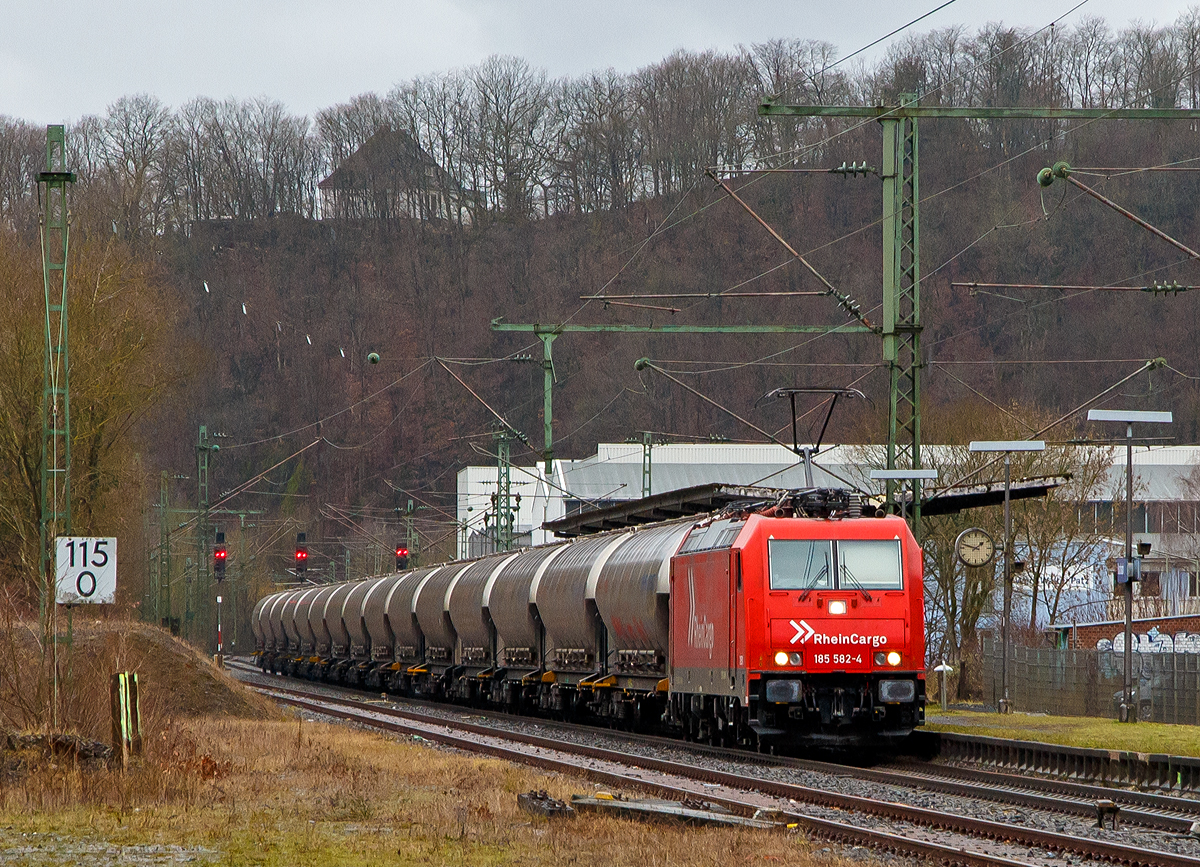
[255,487,925,751]
[668,493,925,748]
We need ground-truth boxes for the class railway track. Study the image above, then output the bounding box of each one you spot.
[229,661,1200,867]
[226,659,1200,833]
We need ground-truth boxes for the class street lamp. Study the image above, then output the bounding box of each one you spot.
[968,440,1046,714]
[1087,408,1172,723]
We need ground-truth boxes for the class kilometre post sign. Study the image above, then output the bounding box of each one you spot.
[55,537,117,604]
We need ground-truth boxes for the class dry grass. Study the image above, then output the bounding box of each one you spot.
[0,615,874,864]
[929,708,1200,755]
[0,614,277,744]
[0,715,871,866]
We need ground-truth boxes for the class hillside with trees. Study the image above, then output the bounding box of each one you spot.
[1,15,1199,623]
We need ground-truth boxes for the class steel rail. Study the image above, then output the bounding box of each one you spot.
[255,687,1041,867]
[246,675,1200,867]
[881,763,1200,832]
[230,661,1200,832]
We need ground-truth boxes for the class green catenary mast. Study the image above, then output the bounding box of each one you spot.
[38,125,76,632]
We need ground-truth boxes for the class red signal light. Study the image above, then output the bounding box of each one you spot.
[214,541,228,581]
[395,547,408,557]
[296,549,308,560]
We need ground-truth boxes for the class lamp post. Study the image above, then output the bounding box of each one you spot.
[1087,408,1172,723]
[968,440,1046,713]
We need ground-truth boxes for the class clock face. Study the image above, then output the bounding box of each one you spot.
[956,528,995,568]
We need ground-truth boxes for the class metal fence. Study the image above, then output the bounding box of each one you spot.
[982,634,1200,724]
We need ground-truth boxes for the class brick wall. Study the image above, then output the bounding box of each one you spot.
[1063,614,1200,649]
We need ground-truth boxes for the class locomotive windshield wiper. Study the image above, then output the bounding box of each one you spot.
[838,564,873,602]
[799,560,829,601]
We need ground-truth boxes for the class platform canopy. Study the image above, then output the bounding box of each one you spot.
[542,475,1069,537]
[543,483,791,537]
[905,475,1069,517]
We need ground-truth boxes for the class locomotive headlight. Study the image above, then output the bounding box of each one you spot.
[827,600,847,615]
[887,651,902,666]
[775,651,790,666]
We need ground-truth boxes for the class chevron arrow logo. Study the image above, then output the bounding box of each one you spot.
[790,619,816,645]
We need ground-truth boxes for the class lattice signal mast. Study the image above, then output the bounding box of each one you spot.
[38,125,76,630]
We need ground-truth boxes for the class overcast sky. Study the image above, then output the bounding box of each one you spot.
[4,0,1199,125]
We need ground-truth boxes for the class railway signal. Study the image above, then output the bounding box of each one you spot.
[213,531,227,582]
[295,532,308,575]
[395,545,409,570]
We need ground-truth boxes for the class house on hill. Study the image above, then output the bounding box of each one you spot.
[318,126,470,224]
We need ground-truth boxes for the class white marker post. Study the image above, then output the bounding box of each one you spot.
[934,661,954,712]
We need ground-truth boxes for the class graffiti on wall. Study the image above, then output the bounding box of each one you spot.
[1096,630,1200,653]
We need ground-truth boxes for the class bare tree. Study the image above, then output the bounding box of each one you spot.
[94,94,175,238]
[391,69,481,225]
[0,117,43,233]
[1119,22,1185,108]
[1063,17,1117,107]
[1012,445,1117,629]
[470,55,557,218]
[317,92,389,167]
[632,50,757,198]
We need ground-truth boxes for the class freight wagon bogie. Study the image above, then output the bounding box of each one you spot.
[253,489,926,751]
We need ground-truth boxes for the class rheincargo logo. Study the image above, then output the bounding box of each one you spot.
[812,633,888,647]
[687,568,715,658]
[790,619,888,647]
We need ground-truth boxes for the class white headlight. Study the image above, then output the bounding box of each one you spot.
[828,600,847,615]
[887,651,902,666]
[774,651,789,666]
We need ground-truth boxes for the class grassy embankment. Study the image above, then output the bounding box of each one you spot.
[0,622,857,866]
[927,708,1200,755]
[1,716,854,866]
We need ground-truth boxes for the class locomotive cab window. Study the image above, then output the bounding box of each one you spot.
[768,538,903,591]
[769,540,833,590]
[838,539,903,589]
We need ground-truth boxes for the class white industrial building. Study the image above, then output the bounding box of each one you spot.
[456,441,1200,564]
[457,441,895,556]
